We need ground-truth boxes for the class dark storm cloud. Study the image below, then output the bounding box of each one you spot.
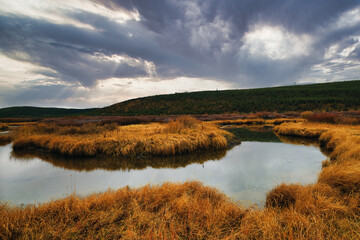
[91,0,360,86]
[0,14,157,86]
[1,0,360,91]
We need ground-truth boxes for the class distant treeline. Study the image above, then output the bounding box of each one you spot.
[95,80,360,116]
[0,80,359,118]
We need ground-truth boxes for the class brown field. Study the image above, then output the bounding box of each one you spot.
[11,116,234,157]
[2,119,360,239]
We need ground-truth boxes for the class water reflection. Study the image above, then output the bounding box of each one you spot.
[0,127,328,207]
[276,135,331,156]
[11,149,227,171]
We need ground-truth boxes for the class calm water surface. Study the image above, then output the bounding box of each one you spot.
[0,129,327,206]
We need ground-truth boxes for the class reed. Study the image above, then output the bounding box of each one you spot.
[12,116,233,157]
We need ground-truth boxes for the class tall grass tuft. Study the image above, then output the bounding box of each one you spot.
[266,184,300,208]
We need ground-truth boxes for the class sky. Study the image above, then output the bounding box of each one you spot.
[0,0,360,108]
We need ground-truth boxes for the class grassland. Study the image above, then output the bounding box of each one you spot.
[10,116,234,158]
[94,80,360,116]
[2,120,360,239]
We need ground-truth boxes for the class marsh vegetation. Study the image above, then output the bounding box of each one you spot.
[1,115,360,239]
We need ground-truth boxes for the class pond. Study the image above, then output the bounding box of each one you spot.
[0,128,328,207]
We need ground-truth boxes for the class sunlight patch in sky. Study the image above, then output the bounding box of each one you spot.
[241,25,312,60]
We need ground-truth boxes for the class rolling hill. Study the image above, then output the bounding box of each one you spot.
[93,80,360,116]
[0,80,359,118]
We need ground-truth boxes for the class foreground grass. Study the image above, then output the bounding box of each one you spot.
[1,180,359,239]
[11,116,233,157]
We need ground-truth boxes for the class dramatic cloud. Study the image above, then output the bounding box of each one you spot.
[0,0,359,108]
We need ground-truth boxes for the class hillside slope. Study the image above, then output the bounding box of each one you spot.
[93,80,360,116]
[1,80,359,118]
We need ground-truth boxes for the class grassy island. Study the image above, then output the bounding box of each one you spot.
[11,116,233,158]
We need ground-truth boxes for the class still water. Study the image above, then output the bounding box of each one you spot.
[0,128,327,206]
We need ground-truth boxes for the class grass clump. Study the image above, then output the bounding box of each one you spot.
[318,160,360,194]
[11,116,233,157]
[266,184,300,208]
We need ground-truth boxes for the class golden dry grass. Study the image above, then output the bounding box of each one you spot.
[273,122,330,138]
[0,182,246,239]
[11,116,233,157]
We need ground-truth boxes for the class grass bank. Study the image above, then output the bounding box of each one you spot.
[11,116,234,157]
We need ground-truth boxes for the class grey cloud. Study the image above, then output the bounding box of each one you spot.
[1,0,360,95]
[91,0,360,85]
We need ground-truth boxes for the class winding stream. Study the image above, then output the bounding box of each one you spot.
[0,128,327,207]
